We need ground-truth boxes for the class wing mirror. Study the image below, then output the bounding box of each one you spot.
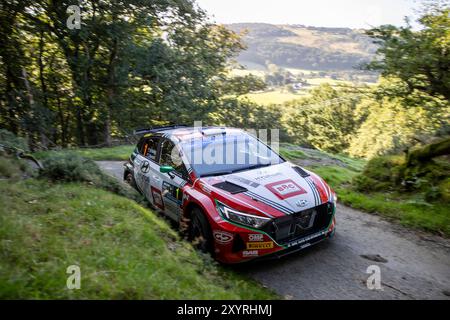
[160,165,174,174]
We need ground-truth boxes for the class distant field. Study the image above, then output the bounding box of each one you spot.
[229,69,266,78]
[241,90,307,105]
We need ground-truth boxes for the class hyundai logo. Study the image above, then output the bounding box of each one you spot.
[295,199,308,207]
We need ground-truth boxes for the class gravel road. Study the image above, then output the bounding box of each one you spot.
[97,161,450,300]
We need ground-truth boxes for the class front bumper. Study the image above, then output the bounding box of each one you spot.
[212,206,336,264]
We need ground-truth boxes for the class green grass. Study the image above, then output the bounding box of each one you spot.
[0,179,277,299]
[279,148,307,161]
[35,145,134,161]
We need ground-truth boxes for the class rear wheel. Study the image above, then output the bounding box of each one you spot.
[188,208,213,254]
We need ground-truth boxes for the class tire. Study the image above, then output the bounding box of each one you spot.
[188,208,213,254]
[125,171,137,190]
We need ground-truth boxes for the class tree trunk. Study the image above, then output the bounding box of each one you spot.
[105,38,119,147]
[406,137,450,167]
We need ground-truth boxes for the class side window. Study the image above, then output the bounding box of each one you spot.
[140,137,159,161]
[160,140,186,177]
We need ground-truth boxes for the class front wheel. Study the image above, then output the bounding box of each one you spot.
[125,171,137,190]
[188,208,213,254]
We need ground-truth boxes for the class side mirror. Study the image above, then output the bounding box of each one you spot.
[160,165,174,174]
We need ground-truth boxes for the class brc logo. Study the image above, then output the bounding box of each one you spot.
[276,182,298,194]
[266,179,307,199]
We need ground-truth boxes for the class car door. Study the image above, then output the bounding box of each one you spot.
[133,135,161,206]
[157,138,188,222]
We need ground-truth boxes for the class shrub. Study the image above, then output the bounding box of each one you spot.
[0,129,29,152]
[353,155,404,192]
[0,155,36,180]
[39,153,143,203]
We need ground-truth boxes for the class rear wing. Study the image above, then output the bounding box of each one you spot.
[133,125,187,135]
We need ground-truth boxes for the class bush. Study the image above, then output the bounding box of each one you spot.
[0,129,29,152]
[0,155,36,180]
[354,153,450,202]
[353,155,404,192]
[39,153,143,203]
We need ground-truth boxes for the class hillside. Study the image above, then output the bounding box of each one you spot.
[0,156,275,299]
[227,23,378,74]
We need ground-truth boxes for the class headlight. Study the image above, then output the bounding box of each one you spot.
[216,201,271,229]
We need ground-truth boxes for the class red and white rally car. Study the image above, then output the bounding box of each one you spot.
[124,126,336,263]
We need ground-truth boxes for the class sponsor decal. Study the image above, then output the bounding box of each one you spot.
[265,179,307,200]
[242,250,259,257]
[254,172,282,181]
[213,231,233,244]
[246,242,274,250]
[248,234,264,242]
[285,230,327,248]
[229,176,260,188]
[151,187,165,210]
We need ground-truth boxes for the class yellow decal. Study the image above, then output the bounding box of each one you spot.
[246,242,274,250]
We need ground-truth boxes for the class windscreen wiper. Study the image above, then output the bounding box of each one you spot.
[200,170,234,178]
[231,163,272,174]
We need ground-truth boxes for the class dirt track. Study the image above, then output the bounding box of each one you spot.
[97,161,450,300]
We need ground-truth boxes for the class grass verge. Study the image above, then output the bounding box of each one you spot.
[0,179,277,299]
[308,164,450,237]
[34,145,134,161]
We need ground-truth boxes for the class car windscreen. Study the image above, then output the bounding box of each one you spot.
[180,134,284,177]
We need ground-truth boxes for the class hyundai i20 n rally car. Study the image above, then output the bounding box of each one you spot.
[124,126,336,263]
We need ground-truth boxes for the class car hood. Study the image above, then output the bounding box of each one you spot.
[201,162,333,217]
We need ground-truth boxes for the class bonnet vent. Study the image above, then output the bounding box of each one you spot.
[213,181,248,194]
[294,166,310,178]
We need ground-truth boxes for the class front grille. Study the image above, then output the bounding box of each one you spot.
[262,203,333,245]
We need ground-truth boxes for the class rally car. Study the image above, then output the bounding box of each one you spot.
[124,125,336,263]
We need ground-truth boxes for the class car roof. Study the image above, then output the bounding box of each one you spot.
[144,126,246,142]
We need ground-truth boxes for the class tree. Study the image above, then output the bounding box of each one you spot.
[0,0,246,148]
[365,4,450,101]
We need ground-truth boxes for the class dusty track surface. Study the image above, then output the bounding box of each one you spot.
[97,161,450,300]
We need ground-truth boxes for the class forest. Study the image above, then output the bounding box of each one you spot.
[0,1,449,176]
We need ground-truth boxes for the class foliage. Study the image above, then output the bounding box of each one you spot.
[0,0,247,148]
[38,153,142,202]
[347,79,449,158]
[0,129,29,152]
[216,74,266,95]
[352,155,405,192]
[284,84,365,153]
[0,155,35,180]
[0,179,277,299]
[365,5,450,100]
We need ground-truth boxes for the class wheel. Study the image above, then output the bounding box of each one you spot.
[125,171,137,189]
[188,208,213,254]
